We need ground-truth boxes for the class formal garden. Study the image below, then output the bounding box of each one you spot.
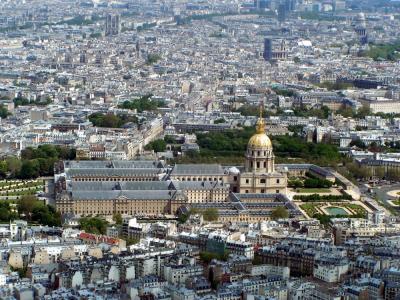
[0,179,44,200]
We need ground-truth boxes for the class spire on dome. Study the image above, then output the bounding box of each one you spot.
[256,101,265,134]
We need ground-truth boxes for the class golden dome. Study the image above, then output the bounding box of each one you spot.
[248,116,272,149]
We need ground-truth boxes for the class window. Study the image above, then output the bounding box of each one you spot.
[264,162,266,168]
[246,179,249,184]
[245,190,249,193]
[277,179,280,184]
[276,190,279,193]
[261,189,265,193]
[260,179,266,183]
[257,162,260,168]
[233,176,237,181]
[257,151,260,156]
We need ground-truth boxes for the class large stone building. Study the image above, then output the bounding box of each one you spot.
[54,114,335,219]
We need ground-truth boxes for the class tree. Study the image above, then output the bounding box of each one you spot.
[6,157,22,177]
[271,207,289,220]
[18,195,38,219]
[88,113,138,128]
[126,237,139,246]
[214,118,226,124]
[0,206,10,221]
[178,213,189,224]
[145,139,167,153]
[350,138,366,150]
[164,135,175,144]
[304,178,332,188]
[146,53,161,65]
[19,160,39,179]
[202,208,219,221]
[356,105,372,118]
[0,161,7,178]
[80,217,108,235]
[118,94,165,113]
[0,105,9,118]
[288,179,303,189]
[113,213,123,225]
[32,204,61,227]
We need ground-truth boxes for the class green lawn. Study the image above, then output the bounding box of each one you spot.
[300,203,319,216]
[297,188,331,193]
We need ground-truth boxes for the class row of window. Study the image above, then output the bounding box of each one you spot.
[249,150,272,156]
[244,178,280,184]
[73,177,155,181]
[250,161,272,169]
[244,189,280,193]
[175,177,223,182]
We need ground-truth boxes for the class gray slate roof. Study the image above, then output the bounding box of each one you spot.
[171,164,225,175]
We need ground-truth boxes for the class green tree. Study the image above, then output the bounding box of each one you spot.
[18,195,38,219]
[0,161,7,178]
[0,206,10,221]
[0,105,9,118]
[349,138,366,149]
[356,105,372,118]
[6,157,22,177]
[304,178,333,188]
[146,53,161,65]
[118,94,165,112]
[32,204,61,226]
[19,160,40,179]
[126,237,139,246]
[202,208,219,221]
[164,135,175,144]
[145,139,167,152]
[113,213,123,225]
[88,113,138,128]
[214,118,226,124]
[288,179,303,188]
[80,217,108,235]
[271,207,289,219]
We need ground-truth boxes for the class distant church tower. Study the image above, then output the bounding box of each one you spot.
[239,105,287,194]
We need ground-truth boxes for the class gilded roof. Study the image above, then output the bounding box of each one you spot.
[247,117,272,149]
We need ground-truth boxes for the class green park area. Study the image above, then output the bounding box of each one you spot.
[365,41,400,61]
[0,144,75,180]
[0,195,60,226]
[174,127,342,166]
[0,180,44,199]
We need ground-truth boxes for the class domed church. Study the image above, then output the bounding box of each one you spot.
[238,111,287,194]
